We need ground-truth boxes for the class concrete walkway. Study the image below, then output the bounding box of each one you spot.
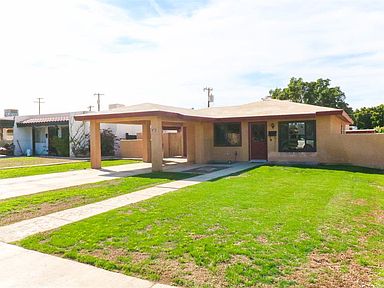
[0,163,256,242]
[0,162,153,200]
[0,242,174,288]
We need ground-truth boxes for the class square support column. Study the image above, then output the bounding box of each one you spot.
[142,121,151,162]
[194,122,207,164]
[90,120,101,169]
[150,117,163,172]
[186,123,195,163]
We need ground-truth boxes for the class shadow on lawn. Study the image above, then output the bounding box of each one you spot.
[272,163,384,175]
[97,167,197,181]
[208,163,383,183]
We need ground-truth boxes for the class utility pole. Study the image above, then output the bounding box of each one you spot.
[93,93,104,111]
[87,105,94,112]
[34,97,45,115]
[203,87,214,107]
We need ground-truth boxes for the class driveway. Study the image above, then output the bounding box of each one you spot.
[0,162,152,200]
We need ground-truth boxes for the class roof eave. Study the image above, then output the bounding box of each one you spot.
[17,120,69,127]
[316,110,353,124]
[74,109,354,124]
[74,111,211,122]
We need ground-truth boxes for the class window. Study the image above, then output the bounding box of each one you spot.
[214,123,241,147]
[278,121,316,152]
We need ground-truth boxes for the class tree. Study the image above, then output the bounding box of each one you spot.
[354,104,384,129]
[269,78,354,116]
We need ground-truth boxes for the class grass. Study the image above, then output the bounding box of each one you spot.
[18,165,384,287]
[0,172,191,226]
[0,159,140,179]
[0,156,79,168]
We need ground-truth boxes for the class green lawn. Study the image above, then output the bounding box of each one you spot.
[0,156,79,168]
[18,165,384,287]
[0,172,190,226]
[0,159,140,179]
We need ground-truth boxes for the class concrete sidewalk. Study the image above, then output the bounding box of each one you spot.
[0,162,153,200]
[0,163,256,243]
[0,242,174,288]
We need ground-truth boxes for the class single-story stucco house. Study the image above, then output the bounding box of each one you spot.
[13,111,141,157]
[75,99,384,171]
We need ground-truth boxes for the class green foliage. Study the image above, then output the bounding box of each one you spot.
[269,77,354,116]
[354,104,384,129]
[101,128,117,156]
[19,166,384,287]
[375,126,384,133]
[70,124,90,157]
[0,159,140,179]
[50,135,69,157]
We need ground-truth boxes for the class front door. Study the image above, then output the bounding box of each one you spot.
[249,122,267,161]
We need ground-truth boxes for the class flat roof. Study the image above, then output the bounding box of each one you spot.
[0,118,14,128]
[74,99,353,124]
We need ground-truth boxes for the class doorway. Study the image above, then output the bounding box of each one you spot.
[249,122,268,161]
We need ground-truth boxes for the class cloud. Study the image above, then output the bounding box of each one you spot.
[0,0,383,115]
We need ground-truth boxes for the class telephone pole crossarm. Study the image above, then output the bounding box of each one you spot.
[203,87,214,107]
[33,97,45,115]
[93,93,104,112]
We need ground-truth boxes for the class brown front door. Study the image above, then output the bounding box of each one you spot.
[249,122,268,160]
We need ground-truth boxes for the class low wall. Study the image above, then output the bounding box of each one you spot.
[163,133,183,158]
[323,134,384,169]
[119,132,184,159]
[120,139,143,158]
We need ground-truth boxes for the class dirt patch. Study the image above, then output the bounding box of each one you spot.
[130,251,151,263]
[190,233,207,240]
[0,197,85,226]
[256,235,269,244]
[150,256,228,287]
[352,199,367,206]
[88,247,127,262]
[230,254,253,266]
[371,210,384,224]
[285,249,374,288]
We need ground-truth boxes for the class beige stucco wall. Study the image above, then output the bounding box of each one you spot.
[119,116,383,169]
[120,132,184,159]
[120,139,143,158]
[320,134,384,169]
[194,120,249,163]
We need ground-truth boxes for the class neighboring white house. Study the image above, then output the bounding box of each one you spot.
[13,110,141,157]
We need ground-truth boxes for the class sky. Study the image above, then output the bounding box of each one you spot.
[0,0,383,115]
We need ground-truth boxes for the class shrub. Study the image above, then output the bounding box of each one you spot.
[101,129,117,156]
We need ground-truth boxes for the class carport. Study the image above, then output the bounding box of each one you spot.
[74,104,207,172]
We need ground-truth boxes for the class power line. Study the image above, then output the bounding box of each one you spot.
[93,93,104,111]
[34,97,45,115]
